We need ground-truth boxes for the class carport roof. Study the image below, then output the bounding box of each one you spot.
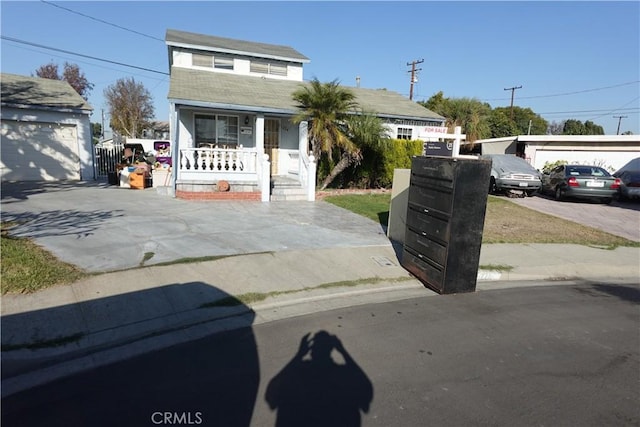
[168,67,445,121]
[1,73,92,112]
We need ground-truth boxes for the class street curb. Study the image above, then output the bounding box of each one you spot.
[3,274,639,399]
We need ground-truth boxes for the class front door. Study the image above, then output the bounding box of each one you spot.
[264,118,280,175]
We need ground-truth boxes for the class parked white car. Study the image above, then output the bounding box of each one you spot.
[483,154,542,197]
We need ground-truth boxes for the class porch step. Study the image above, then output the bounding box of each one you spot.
[271,176,308,201]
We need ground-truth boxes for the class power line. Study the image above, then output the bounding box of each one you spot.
[1,36,169,75]
[40,0,164,42]
[482,80,640,102]
[538,107,639,115]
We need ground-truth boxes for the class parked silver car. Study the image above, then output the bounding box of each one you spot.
[483,154,542,197]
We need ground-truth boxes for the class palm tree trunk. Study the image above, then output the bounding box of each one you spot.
[320,152,354,190]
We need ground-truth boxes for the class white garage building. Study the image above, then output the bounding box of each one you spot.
[475,135,640,173]
[1,73,93,181]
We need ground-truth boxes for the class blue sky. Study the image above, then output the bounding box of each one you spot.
[2,1,639,136]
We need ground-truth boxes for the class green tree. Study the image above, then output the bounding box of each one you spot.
[292,78,360,189]
[492,106,547,135]
[91,122,103,144]
[562,119,585,135]
[561,119,605,135]
[34,62,94,100]
[419,93,491,142]
[583,120,605,135]
[104,77,154,138]
[335,112,391,188]
[487,109,518,138]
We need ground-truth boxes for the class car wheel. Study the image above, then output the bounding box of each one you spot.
[489,177,497,194]
[555,186,564,201]
[526,190,537,197]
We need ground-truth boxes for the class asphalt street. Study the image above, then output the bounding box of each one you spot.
[2,282,639,427]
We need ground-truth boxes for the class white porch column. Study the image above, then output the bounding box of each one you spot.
[255,115,269,199]
[307,154,316,201]
[261,154,270,202]
[256,115,265,156]
[298,121,308,172]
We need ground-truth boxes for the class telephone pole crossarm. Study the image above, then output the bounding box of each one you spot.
[613,115,628,135]
[407,59,424,100]
[504,85,523,119]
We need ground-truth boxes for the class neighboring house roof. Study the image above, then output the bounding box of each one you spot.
[476,135,639,144]
[168,67,445,122]
[0,73,92,113]
[166,29,310,63]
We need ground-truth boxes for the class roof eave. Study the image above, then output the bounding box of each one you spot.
[1,102,93,115]
[168,98,297,115]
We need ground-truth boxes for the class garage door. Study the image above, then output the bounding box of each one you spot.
[1,120,80,181]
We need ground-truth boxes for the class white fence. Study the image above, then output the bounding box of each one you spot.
[93,142,124,180]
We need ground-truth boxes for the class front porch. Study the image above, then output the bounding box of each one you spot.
[175,145,316,201]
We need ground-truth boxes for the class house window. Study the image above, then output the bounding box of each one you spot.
[397,127,412,140]
[192,53,213,67]
[195,114,239,147]
[250,60,288,77]
[214,55,234,70]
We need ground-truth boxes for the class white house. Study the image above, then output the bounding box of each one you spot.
[0,73,93,181]
[166,29,445,201]
[475,134,640,172]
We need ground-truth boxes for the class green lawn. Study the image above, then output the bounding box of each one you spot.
[1,223,87,294]
[323,193,638,248]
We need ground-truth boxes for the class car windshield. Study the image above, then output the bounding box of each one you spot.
[566,166,611,177]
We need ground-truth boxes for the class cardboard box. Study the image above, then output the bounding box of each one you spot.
[130,172,146,189]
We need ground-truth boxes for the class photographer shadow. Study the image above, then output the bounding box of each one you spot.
[265,331,373,427]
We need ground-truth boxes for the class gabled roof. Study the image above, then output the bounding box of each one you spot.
[166,29,310,63]
[0,73,92,112]
[168,67,445,121]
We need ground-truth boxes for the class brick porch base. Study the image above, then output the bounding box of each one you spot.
[176,190,262,201]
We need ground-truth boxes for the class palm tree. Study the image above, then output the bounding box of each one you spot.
[320,112,391,190]
[292,78,359,189]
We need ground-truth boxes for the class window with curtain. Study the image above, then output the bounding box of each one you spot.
[214,55,234,70]
[195,114,239,146]
[192,53,213,68]
[250,60,288,77]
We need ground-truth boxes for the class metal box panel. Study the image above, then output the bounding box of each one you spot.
[402,156,492,294]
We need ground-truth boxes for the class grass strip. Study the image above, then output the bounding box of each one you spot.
[200,276,414,308]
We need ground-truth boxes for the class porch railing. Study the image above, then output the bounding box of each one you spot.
[178,147,258,182]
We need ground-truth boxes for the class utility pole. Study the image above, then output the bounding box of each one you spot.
[407,59,424,100]
[504,85,523,119]
[613,115,627,135]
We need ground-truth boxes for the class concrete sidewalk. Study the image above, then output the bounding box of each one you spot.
[2,241,639,398]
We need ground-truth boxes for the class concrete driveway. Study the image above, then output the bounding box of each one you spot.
[1,182,391,273]
[507,194,640,242]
